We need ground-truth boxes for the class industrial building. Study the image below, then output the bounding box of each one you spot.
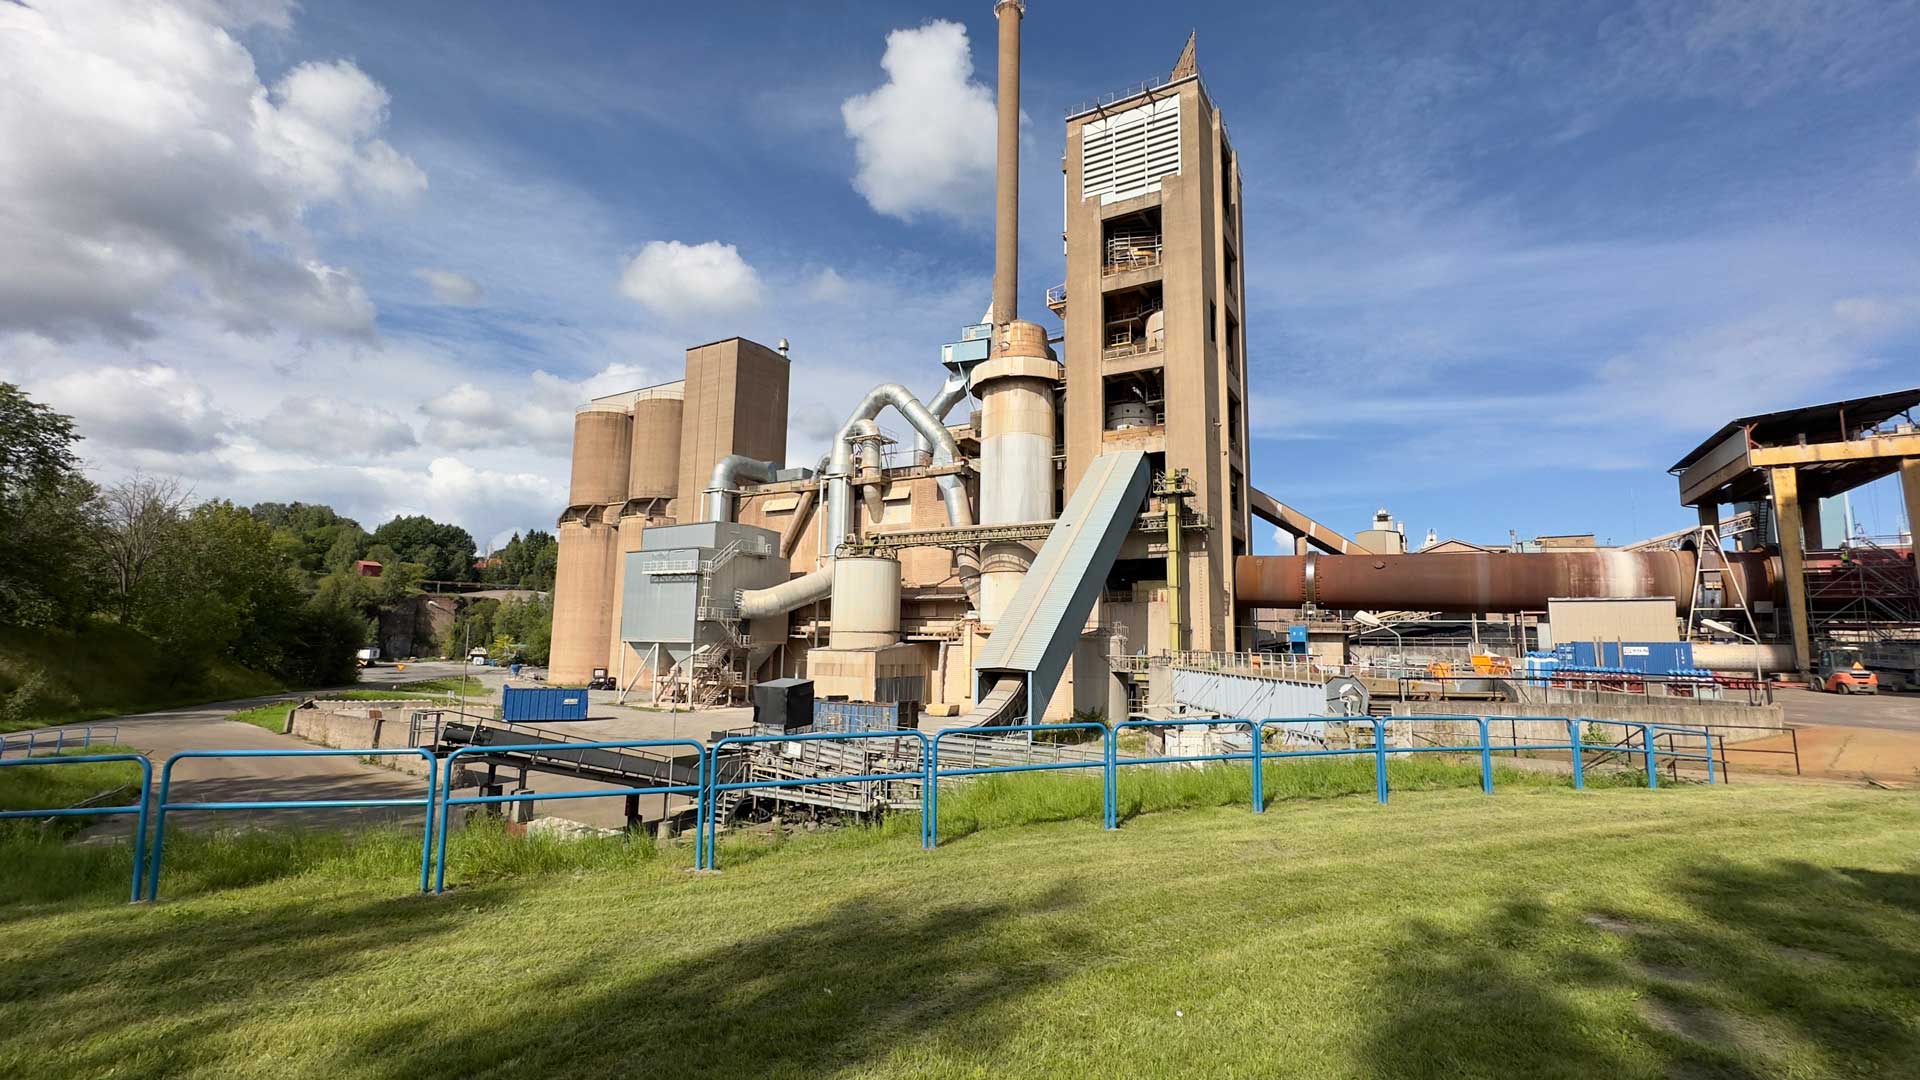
[548,3,1920,726]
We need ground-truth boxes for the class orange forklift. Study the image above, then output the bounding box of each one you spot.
[1816,646,1879,695]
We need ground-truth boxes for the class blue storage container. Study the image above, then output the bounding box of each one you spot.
[502,685,590,723]
[812,700,916,733]
[1554,642,1693,675]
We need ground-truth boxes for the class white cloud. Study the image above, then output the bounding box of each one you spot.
[420,362,656,454]
[841,20,997,222]
[35,364,229,454]
[618,240,762,317]
[0,0,422,341]
[808,267,853,303]
[415,268,486,306]
[254,395,417,459]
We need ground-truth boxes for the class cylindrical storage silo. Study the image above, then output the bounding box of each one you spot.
[568,404,632,507]
[605,510,653,680]
[627,397,683,500]
[830,555,902,649]
[549,512,620,685]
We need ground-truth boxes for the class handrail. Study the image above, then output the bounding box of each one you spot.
[0,753,153,903]
[701,729,933,869]
[432,738,706,893]
[929,723,1111,844]
[0,724,122,759]
[145,747,438,901]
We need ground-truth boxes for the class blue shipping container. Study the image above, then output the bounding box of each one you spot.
[502,685,590,723]
[1554,642,1694,675]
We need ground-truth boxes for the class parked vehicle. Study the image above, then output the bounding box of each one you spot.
[1817,646,1879,695]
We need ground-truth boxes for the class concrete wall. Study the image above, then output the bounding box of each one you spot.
[285,701,437,778]
[1390,699,1784,735]
[677,338,789,520]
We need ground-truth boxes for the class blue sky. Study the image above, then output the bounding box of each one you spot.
[3,0,1917,550]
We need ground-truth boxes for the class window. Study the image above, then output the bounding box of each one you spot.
[1209,300,1217,343]
[1103,369,1166,432]
[1102,207,1162,275]
[1081,97,1181,204]
[1103,283,1164,360]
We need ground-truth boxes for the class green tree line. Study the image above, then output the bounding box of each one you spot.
[0,384,555,724]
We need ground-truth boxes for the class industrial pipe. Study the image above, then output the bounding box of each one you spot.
[1233,550,1780,614]
[738,567,833,621]
[825,383,971,556]
[704,454,779,523]
[914,370,971,464]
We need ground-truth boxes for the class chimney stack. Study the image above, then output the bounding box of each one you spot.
[992,0,1024,328]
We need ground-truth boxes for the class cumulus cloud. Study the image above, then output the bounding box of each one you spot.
[254,395,417,459]
[807,267,853,303]
[841,20,996,222]
[618,240,762,317]
[35,364,229,454]
[420,362,655,454]
[0,0,423,341]
[415,268,486,306]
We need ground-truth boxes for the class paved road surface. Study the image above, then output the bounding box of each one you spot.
[1774,685,1920,733]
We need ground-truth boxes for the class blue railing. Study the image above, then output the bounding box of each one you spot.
[431,738,705,892]
[0,713,1729,904]
[930,722,1113,841]
[145,748,439,901]
[0,724,121,759]
[0,752,153,903]
[700,729,933,869]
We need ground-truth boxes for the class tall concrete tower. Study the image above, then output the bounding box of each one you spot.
[1054,38,1252,650]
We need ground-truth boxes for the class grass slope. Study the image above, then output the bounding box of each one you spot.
[0,623,283,733]
[0,776,1915,1078]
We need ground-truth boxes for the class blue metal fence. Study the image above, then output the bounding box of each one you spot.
[0,724,122,759]
[431,738,705,892]
[0,713,1730,904]
[0,753,153,903]
[700,729,933,869]
[145,747,439,901]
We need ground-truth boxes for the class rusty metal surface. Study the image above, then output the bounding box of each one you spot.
[1233,550,1779,613]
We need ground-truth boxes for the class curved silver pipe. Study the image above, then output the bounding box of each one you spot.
[913,371,971,463]
[705,454,778,523]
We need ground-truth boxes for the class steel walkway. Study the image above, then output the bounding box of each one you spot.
[965,451,1151,726]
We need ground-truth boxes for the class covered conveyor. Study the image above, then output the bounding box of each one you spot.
[963,450,1152,726]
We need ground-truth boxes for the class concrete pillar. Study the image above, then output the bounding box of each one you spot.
[1695,503,1717,530]
[1902,458,1920,597]
[1800,491,1825,550]
[1769,467,1813,675]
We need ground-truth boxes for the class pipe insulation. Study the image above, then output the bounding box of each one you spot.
[1233,550,1782,614]
[705,454,779,523]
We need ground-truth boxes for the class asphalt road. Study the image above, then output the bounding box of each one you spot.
[1775,685,1920,733]
[29,662,484,833]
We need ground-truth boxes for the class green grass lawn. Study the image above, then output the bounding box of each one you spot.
[0,769,1915,1079]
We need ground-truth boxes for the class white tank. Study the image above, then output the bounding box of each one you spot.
[830,556,902,649]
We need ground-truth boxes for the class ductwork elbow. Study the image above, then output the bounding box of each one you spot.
[706,454,779,523]
[738,565,834,620]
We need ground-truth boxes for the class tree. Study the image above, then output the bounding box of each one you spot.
[370,515,476,582]
[94,475,191,622]
[0,384,100,628]
[493,594,553,665]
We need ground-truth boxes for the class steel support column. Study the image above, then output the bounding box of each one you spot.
[1769,466,1814,674]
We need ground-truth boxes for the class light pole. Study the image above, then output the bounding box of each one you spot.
[425,600,472,709]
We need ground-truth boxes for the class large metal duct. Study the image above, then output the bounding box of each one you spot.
[829,555,903,648]
[568,405,632,507]
[824,383,972,555]
[1233,550,1780,613]
[626,397,683,500]
[914,370,970,463]
[704,454,779,524]
[739,566,833,621]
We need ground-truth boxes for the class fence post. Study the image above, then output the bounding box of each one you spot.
[1478,717,1493,795]
[1372,719,1388,804]
[1643,724,1659,789]
[927,736,941,849]
[1104,726,1118,830]
[1568,719,1585,791]
[1250,721,1265,813]
[1705,732,1717,785]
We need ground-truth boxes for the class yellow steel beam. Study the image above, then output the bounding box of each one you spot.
[1769,466,1813,675]
[1677,430,1753,506]
[1903,459,1920,597]
[1747,431,1920,466]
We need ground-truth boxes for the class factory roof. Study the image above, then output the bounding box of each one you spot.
[1669,387,1920,473]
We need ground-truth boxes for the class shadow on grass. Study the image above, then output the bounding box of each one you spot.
[0,886,526,1079]
[332,880,1093,1079]
[1361,861,1920,1078]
